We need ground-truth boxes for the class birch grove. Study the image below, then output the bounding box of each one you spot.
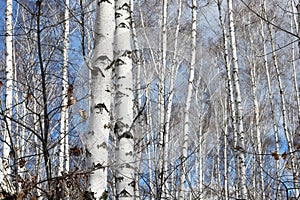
[0,0,300,199]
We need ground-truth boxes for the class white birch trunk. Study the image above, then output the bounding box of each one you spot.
[158,0,168,198]
[114,0,135,199]
[223,101,229,200]
[86,0,114,198]
[59,0,70,176]
[1,0,15,196]
[179,0,196,198]
[217,1,239,198]
[59,0,70,198]
[227,0,247,198]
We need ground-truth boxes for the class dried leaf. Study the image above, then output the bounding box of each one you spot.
[70,146,82,156]
[271,151,280,160]
[19,158,26,168]
[281,152,287,160]
[79,109,87,122]
[14,146,19,152]
[27,93,33,101]
[285,163,291,170]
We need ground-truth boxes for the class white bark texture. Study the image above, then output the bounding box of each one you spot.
[158,0,168,198]
[86,0,114,198]
[223,102,229,200]
[1,0,15,196]
[179,0,196,199]
[227,0,247,198]
[218,1,237,198]
[114,0,135,199]
[217,2,230,199]
[59,0,70,176]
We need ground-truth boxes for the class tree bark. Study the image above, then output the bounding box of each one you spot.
[114,0,135,199]
[1,0,15,196]
[85,0,114,198]
[227,0,247,198]
[179,0,196,199]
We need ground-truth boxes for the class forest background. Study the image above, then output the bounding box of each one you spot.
[0,0,300,199]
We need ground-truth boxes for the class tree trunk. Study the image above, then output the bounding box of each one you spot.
[1,0,15,196]
[114,0,135,199]
[179,0,196,199]
[85,0,114,198]
[59,0,70,198]
[259,1,281,198]
[157,0,168,198]
[227,0,247,198]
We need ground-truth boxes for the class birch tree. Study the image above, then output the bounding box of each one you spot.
[227,0,247,198]
[58,0,70,198]
[59,0,70,176]
[1,0,15,196]
[158,0,168,198]
[114,0,135,198]
[179,0,196,198]
[85,0,115,199]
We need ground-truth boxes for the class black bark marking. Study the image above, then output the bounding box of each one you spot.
[120,3,130,11]
[99,0,112,5]
[120,131,133,139]
[122,50,132,58]
[93,162,105,171]
[88,130,95,135]
[125,151,133,156]
[85,149,92,158]
[115,12,122,18]
[116,176,124,182]
[97,141,107,149]
[91,67,105,77]
[117,22,129,29]
[115,58,125,66]
[95,103,109,113]
[119,189,132,197]
[128,180,135,188]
